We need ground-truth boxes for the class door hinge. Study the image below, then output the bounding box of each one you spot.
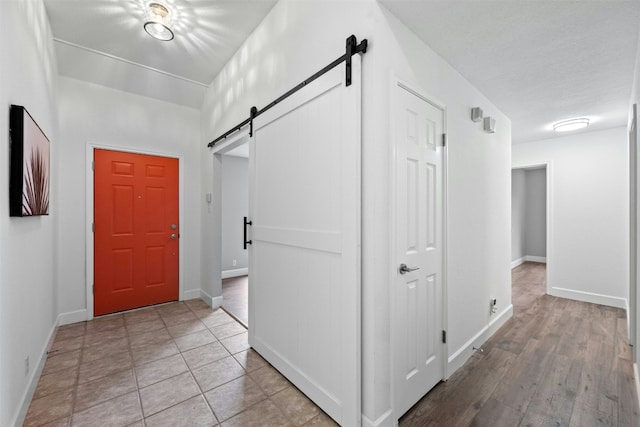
[442,133,447,147]
[442,330,447,344]
[92,161,95,171]
[92,284,94,294]
[92,223,95,232]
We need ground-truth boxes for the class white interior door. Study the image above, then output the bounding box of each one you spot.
[394,83,444,417]
[248,57,361,426]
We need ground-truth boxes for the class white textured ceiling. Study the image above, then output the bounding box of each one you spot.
[44,0,277,109]
[379,0,640,143]
[45,1,640,141]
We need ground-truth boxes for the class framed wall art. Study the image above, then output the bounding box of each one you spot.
[9,105,50,217]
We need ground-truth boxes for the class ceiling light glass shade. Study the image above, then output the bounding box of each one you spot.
[553,118,589,132]
[144,2,174,41]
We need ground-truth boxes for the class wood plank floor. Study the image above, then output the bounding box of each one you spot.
[222,275,248,327]
[399,262,640,427]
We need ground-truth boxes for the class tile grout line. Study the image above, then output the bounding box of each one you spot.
[127,309,153,427]
[183,302,223,426]
[28,300,312,427]
[116,302,241,424]
[66,329,86,427]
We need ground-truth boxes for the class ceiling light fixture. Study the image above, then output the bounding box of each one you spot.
[144,2,174,41]
[553,118,589,132]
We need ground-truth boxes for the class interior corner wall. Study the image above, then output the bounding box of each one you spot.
[56,76,202,319]
[221,155,249,272]
[511,169,526,262]
[0,1,59,426]
[513,127,629,308]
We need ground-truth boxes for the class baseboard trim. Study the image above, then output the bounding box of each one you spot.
[222,268,248,279]
[211,295,223,308]
[182,289,200,301]
[447,304,513,375]
[11,320,57,427]
[634,363,640,412]
[57,309,88,326]
[362,409,394,427]
[511,256,546,269]
[548,286,627,309]
[511,257,525,269]
[200,289,214,307]
[627,298,632,342]
[200,289,223,308]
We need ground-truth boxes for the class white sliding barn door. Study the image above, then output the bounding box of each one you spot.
[248,57,361,426]
[394,83,444,417]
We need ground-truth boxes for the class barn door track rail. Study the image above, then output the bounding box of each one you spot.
[207,34,368,148]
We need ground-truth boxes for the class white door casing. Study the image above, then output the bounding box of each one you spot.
[394,82,445,417]
[630,103,638,356]
[248,57,361,426]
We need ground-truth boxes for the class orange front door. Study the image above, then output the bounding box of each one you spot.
[94,149,179,316]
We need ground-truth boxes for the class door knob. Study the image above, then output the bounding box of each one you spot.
[399,263,420,274]
[170,233,177,240]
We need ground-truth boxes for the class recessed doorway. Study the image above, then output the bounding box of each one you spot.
[511,164,549,276]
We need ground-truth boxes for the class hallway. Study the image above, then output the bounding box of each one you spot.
[399,262,640,426]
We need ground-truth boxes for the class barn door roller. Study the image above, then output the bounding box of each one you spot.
[207,34,368,148]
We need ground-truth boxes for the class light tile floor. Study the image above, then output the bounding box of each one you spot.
[24,300,337,427]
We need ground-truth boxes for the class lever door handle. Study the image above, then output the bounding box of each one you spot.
[399,263,420,274]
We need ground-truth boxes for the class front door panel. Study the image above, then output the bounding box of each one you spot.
[94,149,179,316]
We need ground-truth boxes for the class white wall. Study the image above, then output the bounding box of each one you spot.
[56,77,202,319]
[524,168,546,258]
[199,1,374,306]
[513,127,628,308]
[221,155,249,272]
[377,1,512,392]
[201,1,512,424]
[512,169,526,261]
[0,1,59,425]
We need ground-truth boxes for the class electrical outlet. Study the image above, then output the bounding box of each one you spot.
[24,356,29,376]
[232,259,237,267]
[490,298,498,315]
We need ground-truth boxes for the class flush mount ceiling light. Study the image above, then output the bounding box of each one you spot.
[144,2,174,41]
[553,118,590,132]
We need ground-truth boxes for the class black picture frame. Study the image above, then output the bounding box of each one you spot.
[9,105,50,217]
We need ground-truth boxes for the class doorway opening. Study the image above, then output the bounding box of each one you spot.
[220,143,249,327]
[511,164,550,310]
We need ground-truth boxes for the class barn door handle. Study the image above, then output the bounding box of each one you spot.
[243,217,252,250]
[399,263,419,274]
